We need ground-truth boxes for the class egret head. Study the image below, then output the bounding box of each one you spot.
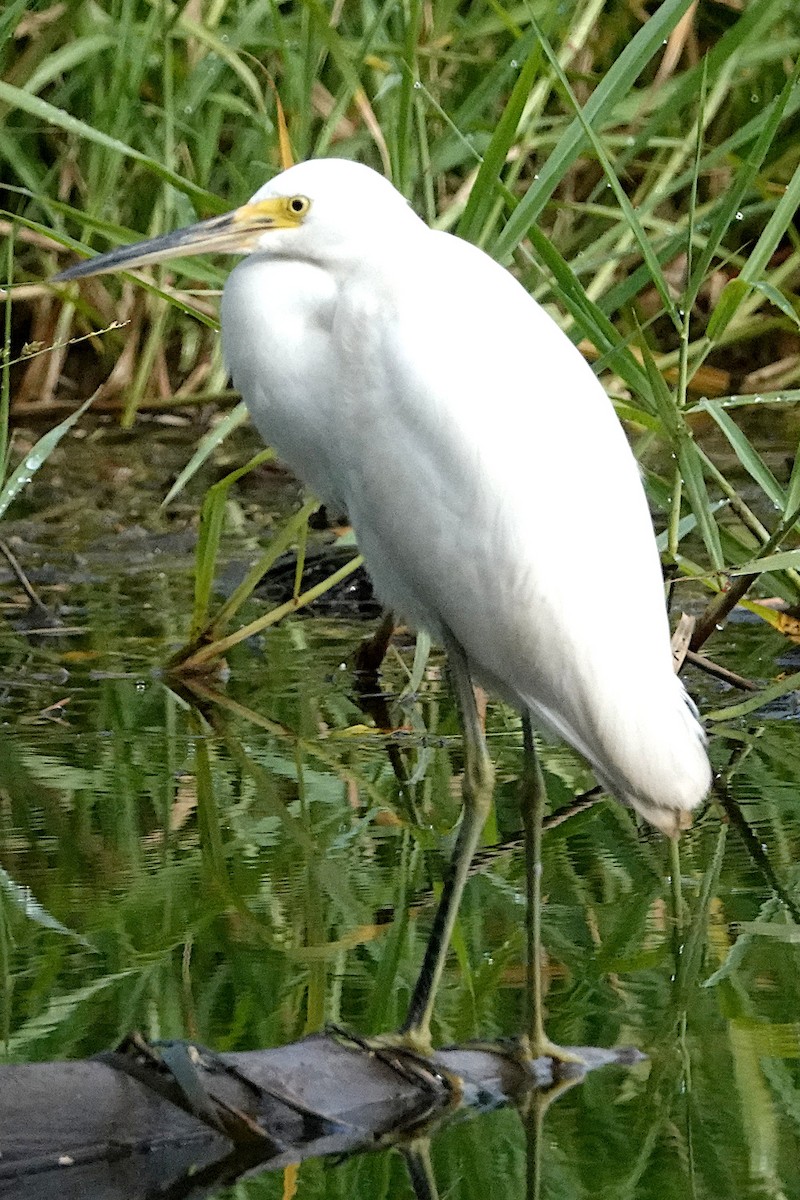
[54,159,420,282]
[244,159,421,261]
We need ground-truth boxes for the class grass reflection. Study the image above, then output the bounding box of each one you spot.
[1,502,800,1195]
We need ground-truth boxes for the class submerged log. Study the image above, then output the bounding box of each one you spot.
[0,1032,644,1199]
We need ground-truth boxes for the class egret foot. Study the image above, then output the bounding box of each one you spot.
[520,1032,587,1073]
[459,1033,587,1089]
[327,1024,462,1100]
[500,1034,590,1116]
[326,1025,462,1140]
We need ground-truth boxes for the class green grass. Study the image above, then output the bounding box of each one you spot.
[3,0,800,667]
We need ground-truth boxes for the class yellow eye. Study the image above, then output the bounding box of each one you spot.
[286,195,310,217]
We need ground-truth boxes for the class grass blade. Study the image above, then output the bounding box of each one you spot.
[493,0,695,260]
[0,396,94,520]
[0,82,220,210]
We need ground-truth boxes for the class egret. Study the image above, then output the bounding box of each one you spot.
[56,158,711,1059]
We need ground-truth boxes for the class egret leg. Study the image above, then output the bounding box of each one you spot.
[523,1087,545,1200]
[400,634,494,1049]
[354,608,396,677]
[352,608,423,827]
[520,1073,584,1200]
[402,1139,440,1200]
[521,713,584,1065]
[522,713,547,1054]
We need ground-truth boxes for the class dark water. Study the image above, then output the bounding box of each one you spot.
[2,424,800,1199]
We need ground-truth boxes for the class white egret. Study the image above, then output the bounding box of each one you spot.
[56,158,711,1058]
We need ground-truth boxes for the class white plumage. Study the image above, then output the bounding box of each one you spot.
[220,158,711,834]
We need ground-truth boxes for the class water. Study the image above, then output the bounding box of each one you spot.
[2,424,800,1198]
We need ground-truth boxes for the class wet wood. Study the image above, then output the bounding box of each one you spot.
[0,1032,643,1198]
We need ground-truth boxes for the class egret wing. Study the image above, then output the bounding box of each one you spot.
[337,231,709,826]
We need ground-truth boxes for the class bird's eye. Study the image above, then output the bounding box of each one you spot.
[287,195,310,216]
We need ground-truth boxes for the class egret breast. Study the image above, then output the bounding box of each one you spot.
[222,256,346,511]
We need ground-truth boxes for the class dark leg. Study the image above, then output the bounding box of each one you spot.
[354,608,396,677]
[521,713,583,1064]
[400,634,494,1049]
[402,1139,440,1200]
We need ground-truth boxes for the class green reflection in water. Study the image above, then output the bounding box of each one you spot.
[1,431,800,1198]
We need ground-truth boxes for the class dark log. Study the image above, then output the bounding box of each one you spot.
[0,1033,644,1199]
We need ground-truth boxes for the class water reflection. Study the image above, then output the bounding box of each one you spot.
[2,429,800,1198]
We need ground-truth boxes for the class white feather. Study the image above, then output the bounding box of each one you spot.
[222,159,711,834]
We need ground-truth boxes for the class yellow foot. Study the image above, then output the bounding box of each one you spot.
[462,1032,587,1074]
[327,1024,462,1099]
[524,1033,587,1070]
[326,1025,462,1139]
[503,1034,589,1114]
